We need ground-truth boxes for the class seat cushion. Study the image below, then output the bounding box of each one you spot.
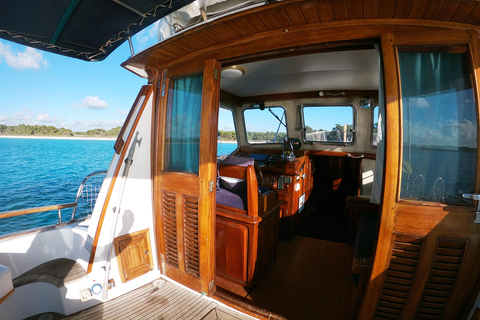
[216,188,247,210]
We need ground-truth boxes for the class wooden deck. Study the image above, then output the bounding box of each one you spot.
[217,236,355,320]
[63,278,256,320]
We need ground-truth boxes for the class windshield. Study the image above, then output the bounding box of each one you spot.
[244,106,287,144]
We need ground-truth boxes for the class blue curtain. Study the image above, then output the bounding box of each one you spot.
[166,74,203,174]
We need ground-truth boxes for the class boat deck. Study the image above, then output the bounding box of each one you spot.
[217,236,355,320]
[62,279,256,320]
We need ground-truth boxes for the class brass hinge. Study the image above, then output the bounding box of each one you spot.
[213,68,218,79]
[209,279,215,291]
[160,253,166,275]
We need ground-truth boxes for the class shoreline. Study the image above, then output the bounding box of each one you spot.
[0,135,116,141]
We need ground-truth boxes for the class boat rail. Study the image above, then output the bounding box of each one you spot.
[0,170,107,226]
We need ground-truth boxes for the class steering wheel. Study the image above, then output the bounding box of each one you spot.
[254,161,263,185]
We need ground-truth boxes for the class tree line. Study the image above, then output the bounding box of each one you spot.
[0,124,122,137]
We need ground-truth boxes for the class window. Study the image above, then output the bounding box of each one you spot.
[164,74,203,174]
[217,107,238,156]
[398,47,477,205]
[302,105,355,144]
[244,106,287,144]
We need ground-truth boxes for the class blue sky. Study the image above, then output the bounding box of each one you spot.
[0,23,161,132]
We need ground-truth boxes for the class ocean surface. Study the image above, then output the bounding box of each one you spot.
[0,138,237,236]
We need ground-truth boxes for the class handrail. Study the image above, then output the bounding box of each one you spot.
[0,203,76,220]
[0,170,107,229]
[71,170,108,220]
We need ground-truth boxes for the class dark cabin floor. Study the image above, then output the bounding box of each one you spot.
[217,236,355,320]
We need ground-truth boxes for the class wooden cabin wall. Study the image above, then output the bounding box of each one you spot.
[123,1,480,318]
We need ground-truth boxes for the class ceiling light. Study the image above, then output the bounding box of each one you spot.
[221,65,246,79]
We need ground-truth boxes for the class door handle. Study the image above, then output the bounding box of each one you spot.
[461,191,480,223]
[461,192,480,200]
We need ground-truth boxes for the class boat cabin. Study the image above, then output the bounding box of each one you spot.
[1,0,480,319]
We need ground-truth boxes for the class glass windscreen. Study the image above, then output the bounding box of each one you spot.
[217,107,238,156]
[398,47,477,205]
[244,106,287,144]
[303,105,355,144]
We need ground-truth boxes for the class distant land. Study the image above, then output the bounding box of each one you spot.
[0,124,121,138]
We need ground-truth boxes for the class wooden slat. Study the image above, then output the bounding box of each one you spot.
[423,0,446,20]
[436,1,461,21]
[330,0,349,20]
[284,3,307,26]
[347,0,363,19]
[452,2,478,23]
[315,1,334,22]
[393,0,413,19]
[408,0,429,19]
[299,2,320,24]
[364,0,379,19]
[64,279,255,320]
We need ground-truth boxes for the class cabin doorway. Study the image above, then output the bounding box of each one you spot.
[154,60,221,295]
[215,45,383,319]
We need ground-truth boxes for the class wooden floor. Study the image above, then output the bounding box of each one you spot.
[218,236,355,320]
[63,279,255,320]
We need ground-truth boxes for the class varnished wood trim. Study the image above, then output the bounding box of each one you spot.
[0,203,76,220]
[154,69,168,275]
[0,289,14,305]
[86,85,153,274]
[358,33,400,319]
[198,59,222,295]
[114,85,152,154]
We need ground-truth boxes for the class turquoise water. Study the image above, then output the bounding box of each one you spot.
[0,138,237,235]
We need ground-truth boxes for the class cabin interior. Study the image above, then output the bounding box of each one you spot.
[208,44,382,319]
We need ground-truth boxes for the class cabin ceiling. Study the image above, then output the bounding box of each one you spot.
[220,49,379,97]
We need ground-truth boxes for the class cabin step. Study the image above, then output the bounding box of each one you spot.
[13,258,86,288]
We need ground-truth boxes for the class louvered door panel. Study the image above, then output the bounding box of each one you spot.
[374,235,424,319]
[163,191,178,268]
[414,239,467,320]
[184,196,200,277]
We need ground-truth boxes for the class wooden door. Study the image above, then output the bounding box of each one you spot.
[153,60,221,295]
[360,31,480,319]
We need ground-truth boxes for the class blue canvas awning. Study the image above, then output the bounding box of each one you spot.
[0,0,195,61]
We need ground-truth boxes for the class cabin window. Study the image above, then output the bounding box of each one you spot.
[218,107,238,156]
[164,74,203,174]
[243,106,287,144]
[302,105,355,144]
[398,47,477,205]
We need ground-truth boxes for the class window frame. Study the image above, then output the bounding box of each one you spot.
[300,103,357,146]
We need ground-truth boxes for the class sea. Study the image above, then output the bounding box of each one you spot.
[0,138,237,236]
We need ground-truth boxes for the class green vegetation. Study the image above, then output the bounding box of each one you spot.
[0,124,122,138]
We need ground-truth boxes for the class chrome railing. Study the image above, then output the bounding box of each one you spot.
[0,170,107,226]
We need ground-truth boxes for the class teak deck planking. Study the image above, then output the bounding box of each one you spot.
[64,279,255,320]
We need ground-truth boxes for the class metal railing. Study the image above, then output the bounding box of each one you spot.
[0,170,107,226]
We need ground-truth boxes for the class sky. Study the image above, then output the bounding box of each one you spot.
[0,22,161,132]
